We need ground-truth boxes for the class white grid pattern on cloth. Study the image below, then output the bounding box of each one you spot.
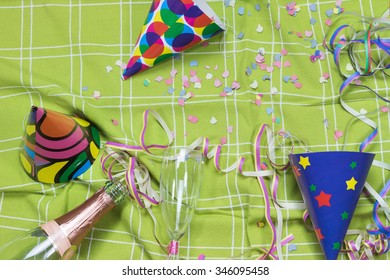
[0,0,388,260]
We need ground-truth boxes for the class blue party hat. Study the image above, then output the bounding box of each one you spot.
[289,151,375,260]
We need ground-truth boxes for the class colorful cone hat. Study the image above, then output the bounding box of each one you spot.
[20,106,101,184]
[122,0,225,79]
[289,151,375,260]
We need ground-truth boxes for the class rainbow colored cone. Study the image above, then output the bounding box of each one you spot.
[289,151,375,260]
[20,106,100,184]
[122,0,225,79]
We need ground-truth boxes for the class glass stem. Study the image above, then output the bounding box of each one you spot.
[167,240,179,260]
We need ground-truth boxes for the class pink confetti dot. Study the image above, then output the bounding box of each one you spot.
[188,115,199,124]
[273,61,282,68]
[294,81,303,89]
[155,76,164,82]
[283,60,291,67]
[170,69,178,77]
[255,54,265,64]
[232,81,240,89]
[178,99,185,106]
[190,70,197,77]
[334,130,343,140]
[111,119,119,126]
[275,22,281,30]
[222,70,230,78]
[325,19,332,26]
[281,48,288,56]
[201,41,209,47]
[380,106,389,113]
[296,32,303,38]
[354,79,362,85]
[323,72,330,79]
[165,78,173,85]
[220,137,227,145]
[214,79,222,87]
[227,126,233,133]
[255,99,262,106]
[260,162,268,170]
[266,66,274,73]
[220,91,227,97]
[291,75,299,81]
[305,30,313,37]
[183,81,190,88]
[259,63,267,70]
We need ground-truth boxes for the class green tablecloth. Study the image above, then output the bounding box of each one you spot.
[0,0,389,260]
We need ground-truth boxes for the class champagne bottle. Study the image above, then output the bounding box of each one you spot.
[0,180,128,260]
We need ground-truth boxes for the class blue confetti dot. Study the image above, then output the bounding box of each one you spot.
[252,63,258,70]
[255,4,261,11]
[310,18,317,25]
[190,60,198,67]
[309,4,317,12]
[238,7,245,15]
[274,54,282,62]
[266,107,274,115]
[82,86,89,91]
[246,67,252,75]
[224,0,231,7]
[224,87,232,93]
[237,32,244,39]
[310,39,317,49]
[262,75,271,81]
[179,89,186,96]
[283,76,291,83]
[167,87,175,94]
[288,244,297,252]
[326,9,333,17]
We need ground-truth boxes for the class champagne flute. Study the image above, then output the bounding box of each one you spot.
[160,147,203,260]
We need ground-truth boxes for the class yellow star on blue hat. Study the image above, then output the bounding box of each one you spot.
[298,156,311,169]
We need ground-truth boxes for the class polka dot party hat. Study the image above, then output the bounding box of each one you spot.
[122,0,225,79]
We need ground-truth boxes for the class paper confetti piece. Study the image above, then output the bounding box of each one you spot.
[178,98,185,106]
[334,130,343,140]
[82,86,89,91]
[190,70,197,77]
[273,61,282,68]
[323,119,329,129]
[262,74,271,81]
[170,69,178,77]
[380,106,389,113]
[305,30,313,37]
[323,73,330,79]
[194,82,202,89]
[288,244,297,252]
[237,32,244,39]
[115,60,126,69]
[250,80,258,89]
[258,48,265,55]
[256,24,264,33]
[281,48,288,56]
[179,89,186,97]
[274,54,282,62]
[238,7,245,15]
[309,4,317,12]
[251,63,258,69]
[143,79,150,87]
[214,79,222,87]
[111,119,119,126]
[165,78,173,85]
[183,81,190,88]
[270,87,278,95]
[266,66,274,73]
[310,18,317,25]
[93,90,100,99]
[325,19,332,26]
[310,39,317,48]
[188,115,199,124]
[105,66,113,73]
[231,81,240,89]
[266,107,274,115]
[255,54,265,64]
[319,77,328,83]
[283,76,291,83]
[167,87,175,94]
[220,137,227,145]
[206,73,213,80]
[246,67,253,75]
[275,22,281,30]
[222,70,230,78]
[283,60,291,67]
[296,32,303,38]
[190,60,199,67]
[291,75,298,82]
[210,116,217,125]
[326,9,333,17]
[155,76,164,82]
[220,91,227,97]
[227,126,233,133]
[224,87,232,93]
[294,82,303,89]
[255,4,261,11]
